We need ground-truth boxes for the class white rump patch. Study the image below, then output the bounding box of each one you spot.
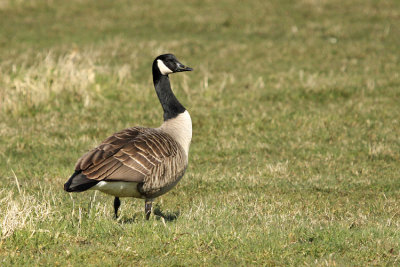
[160,110,192,158]
[92,181,142,198]
[157,59,173,75]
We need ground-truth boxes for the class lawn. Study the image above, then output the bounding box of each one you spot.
[0,0,399,265]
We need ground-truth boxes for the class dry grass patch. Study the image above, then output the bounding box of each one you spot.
[0,49,133,114]
[0,188,53,239]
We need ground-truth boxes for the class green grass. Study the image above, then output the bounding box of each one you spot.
[1,0,400,265]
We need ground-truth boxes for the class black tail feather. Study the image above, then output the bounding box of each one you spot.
[64,170,99,192]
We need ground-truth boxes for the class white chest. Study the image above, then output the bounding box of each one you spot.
[159,110,192,157]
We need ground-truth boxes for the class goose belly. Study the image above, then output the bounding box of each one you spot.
[91,181,143,198]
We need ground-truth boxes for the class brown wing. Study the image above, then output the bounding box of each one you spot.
[140,147,187,198]
[74,127,185,187]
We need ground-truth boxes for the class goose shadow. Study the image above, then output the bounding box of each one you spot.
[117,215,137,224]
[153,206,180,222]
[116,208,179,223]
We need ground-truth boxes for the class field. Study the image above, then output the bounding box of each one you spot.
[1,0,399,265]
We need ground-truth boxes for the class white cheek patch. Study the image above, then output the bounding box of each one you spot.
[157,59,173,75]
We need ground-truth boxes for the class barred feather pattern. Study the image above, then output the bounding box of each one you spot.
[141,149,187,198]
[74,127,188,197]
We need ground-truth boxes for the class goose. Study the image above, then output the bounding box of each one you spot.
[64,54,193,220]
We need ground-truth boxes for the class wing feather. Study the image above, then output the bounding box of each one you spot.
[73,127,187,191]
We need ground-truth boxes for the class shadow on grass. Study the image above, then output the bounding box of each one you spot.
[153,206,180,222]
[117,215,137,224]
[116,208,180,223]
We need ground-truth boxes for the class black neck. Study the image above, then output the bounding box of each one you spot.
[152,63,186,121]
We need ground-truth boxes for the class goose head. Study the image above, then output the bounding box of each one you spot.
[154,54,193,76]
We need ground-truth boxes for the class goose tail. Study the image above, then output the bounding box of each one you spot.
[64,170,99,192]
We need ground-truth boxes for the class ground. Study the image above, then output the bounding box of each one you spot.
[0,0,399,265]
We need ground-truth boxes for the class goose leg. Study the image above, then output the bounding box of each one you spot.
[114,197,121,219]
[145,199,153,220]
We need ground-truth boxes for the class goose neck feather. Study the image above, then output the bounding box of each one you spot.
[152,58,192,157]
[152,63,186,121]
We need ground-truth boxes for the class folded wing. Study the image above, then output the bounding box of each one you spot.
[72,127,187,196]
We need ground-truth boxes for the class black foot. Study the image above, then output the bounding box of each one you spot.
[114,197,121,219]
[145,199,153,220]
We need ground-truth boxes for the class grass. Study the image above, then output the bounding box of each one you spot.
[0,0,399,265]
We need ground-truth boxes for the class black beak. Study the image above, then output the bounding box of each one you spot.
[176,63,193,72]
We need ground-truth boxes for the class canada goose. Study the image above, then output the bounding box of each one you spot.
[64,54,193,220]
